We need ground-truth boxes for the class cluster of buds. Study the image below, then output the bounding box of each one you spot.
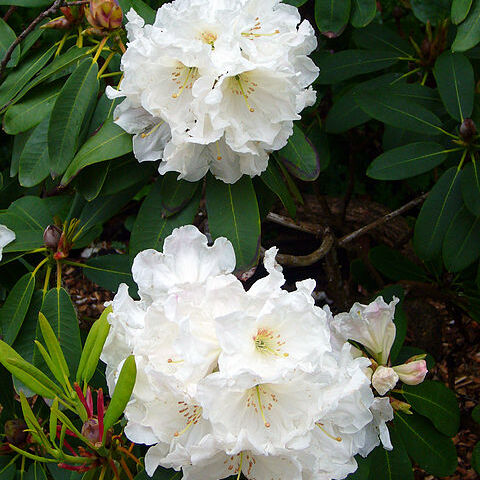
[412,19,449,69]
[43,219,82,261]
[85,0,123,36]
[43,5,85,30]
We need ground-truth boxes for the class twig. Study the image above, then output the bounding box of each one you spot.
[66,0,89,5]
[3,6,17,22]
[0,0,65,78]
[266,213,320,236]
[338,193,428,247]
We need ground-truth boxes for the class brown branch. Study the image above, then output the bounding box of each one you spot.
[266,212,320,236]
[0,0,65,78]
[3,6,17,22]
[338,193,428,247]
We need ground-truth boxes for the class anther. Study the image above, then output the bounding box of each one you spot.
[316,422,342,442]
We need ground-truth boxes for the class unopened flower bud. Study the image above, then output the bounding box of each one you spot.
[372,366,399,395]
[460,118,477,141]
[86,0,123,31]
[393,359,428,386]
[390,398,413,414]
[81,417,112,447]
[60,5,85,24]
[43,225,62,250]
[4,419,28,446]
[43,17,72,30]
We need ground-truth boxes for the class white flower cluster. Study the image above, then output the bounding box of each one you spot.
[102,226,402,480]
[0,225,15,261]
[107,0,318,184]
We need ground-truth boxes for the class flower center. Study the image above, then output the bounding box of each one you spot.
[200,31,217,46]
[253,327,288,357]
[224,452,256,480]
[174,402,202,437]
[171,63,199,99]
[228,74,256,112]
[246,384,279,428]
[241,17,280,39]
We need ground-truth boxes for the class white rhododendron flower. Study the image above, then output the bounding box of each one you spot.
[107,0,318,183]
[102,225,404,480]
[0,225,15,261]
[372,366,399,396]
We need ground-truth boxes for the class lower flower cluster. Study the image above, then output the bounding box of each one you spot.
[101,226,422,480]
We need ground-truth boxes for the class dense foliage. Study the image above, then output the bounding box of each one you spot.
[0,0,478,479]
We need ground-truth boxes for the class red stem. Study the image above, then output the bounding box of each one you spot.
[97,388,104,442]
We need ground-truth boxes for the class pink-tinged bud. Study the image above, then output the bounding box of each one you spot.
[86,0,123,32]
[372,366,399,396]
[60,6,85,23]
[390,398,413,415]
[393,360,428,386]
[42,17,72,30]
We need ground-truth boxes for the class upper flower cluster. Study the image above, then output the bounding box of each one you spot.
[107,0,318,183]
[101,226,414,480]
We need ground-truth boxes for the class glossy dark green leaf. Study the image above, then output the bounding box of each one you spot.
[434,52,474,121]
[473,442,480,474]
[473,404,480,423]
[394,412,457,476]
[452,0,474,24]
[443,205,480,271]
[367,142,449,180]
[403,381,460,437]
[18,116,50,188]
[351,0,376,28]
[369,245,427,281]
[0,45,56,107]
[315,0,351,36]
[461,159,480,216]
[10,127,34,177]
[368,429,413,480]
[346,455,371,480]
[0,272,35,345]
[453,0,480,52]
[25,463,48,480]
[283,0,309,5]
[75,162,110,201]
[355,91,443,135]
[276,124,320,181]
[61,120,132,185]
[48,58,99,176]
[130,179,200,257]
[83,255,136,294]
[206,175,261,272]
[352,23,413,56]
[117,0,155,23]
[261,161,296,218]
[411,0,450,25]
[134,468,181,480]
[158,172,200,218]
[3,83,60,135]
[316,50,398,84]
[0,18,20,68]
[414,168,463,260]
[40,288,82,376]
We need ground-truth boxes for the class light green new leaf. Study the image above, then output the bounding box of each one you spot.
[403,381,460,437]
[453,0,480,51]
[48,58,99,176]
[414,168,463,260]
[0,18,20,68]
[206,175,261,272]
[394,412,457,477]
[461,160,480,216]
[367,142,449,180]
[315,0,351,36]
[351,0,376,28]
[61,119,132,185]
[452,0,474,24]
[434,52,474,121]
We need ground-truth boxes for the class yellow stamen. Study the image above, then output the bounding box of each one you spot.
[255,386,270,428]
[235,75,255,112]
[241,29,280,38]
[216,142,222,160]
[141,122,164,138]
[316,422,342,442]
[167,358,184,364]
[236,452,243,480]
[172,67,197,98]
[174,418,196,437]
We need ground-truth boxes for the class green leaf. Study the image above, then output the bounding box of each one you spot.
[352,23,413,56]
[261,161,296,218]
[367,142,450,180]
[18,115,51,188]
[276,124,320,181]
[402,381,460,437]
[206,175,261,272]
[315,0,351,36]
[443,205,480,272]
[461,158,480,216]
[0,18,20,68]
[117,0,156,23]
[434,52,474,121]
[453,0,480,52]
[414,168,464,260]
[473,404,480,423]
[355,91,443,135]
[351,0,376,28]
[48,58,99,176]
[3,83,60,135]
[0,0,51,5]
[283,0,309,5]
[130,179,200,257]
[473,442,480,474]
[316,50,399,84]
[0,272,35,345]
[25,462,48,480]
[75,162,110,201]
[158,172,200,218]
[61,120,132,185]
[41,288,82,377]
[10,128,33,177]
[410,0,450,25]
[102,355,136,441]
[346,455,371,480]
[83,255,135,293]
[134,468,181,480]
[0,45,56,107]
[369,245,427,281]
[394,412,458,476]
[452,0,474,24]
[368,429,413,480]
